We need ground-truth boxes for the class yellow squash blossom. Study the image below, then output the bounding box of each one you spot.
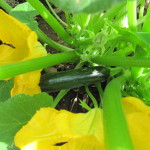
[15,108,104,150]
[0,9,47,96]
[14,97,150,150]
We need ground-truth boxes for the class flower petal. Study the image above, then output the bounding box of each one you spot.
[0,9,31,64]
[11,41,47,96]
[0,9,47,96]
[11,70,41,96]
[14,108,104,150]
[123,97,150,150]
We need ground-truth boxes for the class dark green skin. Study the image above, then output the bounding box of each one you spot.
[40,66,110,92]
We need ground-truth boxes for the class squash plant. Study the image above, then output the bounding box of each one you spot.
[0,0,150,150]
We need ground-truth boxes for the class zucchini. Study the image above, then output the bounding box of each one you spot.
[40,66,110,92]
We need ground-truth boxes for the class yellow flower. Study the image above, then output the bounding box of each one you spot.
[0,9,47,96]
[123,97,150,150]
[14,97,150,150]
[15,108,104,150]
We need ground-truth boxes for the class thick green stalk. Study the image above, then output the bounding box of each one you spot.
[37,28,73,52]
[92,56,150,67]
[26,0,73,45]
[0,0,12,12]
[103,73,134,150]
[127,0,137,31]
[0,51,79,80]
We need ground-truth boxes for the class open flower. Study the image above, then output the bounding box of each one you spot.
[15,108,104,150]
[14,97,150,150]
[0,9,47,96]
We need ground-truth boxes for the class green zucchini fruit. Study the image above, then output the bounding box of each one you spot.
[40,66,110,92]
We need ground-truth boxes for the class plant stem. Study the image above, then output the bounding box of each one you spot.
[85,86,98,108]
[65,12,71,27]
[142,1,150,32]
[139,0,145,19]
[36,28,73,52]
[127,0,137,31]
[45,0,68,27]
[96,83,104,105]
[103,72,134,150]
[0,0,12,12]
[0,51,79,80]
[94,1,126,33]
[26,0,73,45]
[92,56,150,67]
[52,89,69,108]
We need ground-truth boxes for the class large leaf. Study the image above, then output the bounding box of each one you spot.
[0,80,13,102]
[9,2,39,30]
[0,93,53,150]
[49,0,126,14]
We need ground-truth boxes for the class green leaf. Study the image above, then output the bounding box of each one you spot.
[49,0,125,14]
[9,2,39,30]
[135,32,150,48]
[79,100,91,110]
[73,13,91,27]
[0,80,13,102]
[142,3,150,32]
[106,20,150,52]
[0,92,53,150]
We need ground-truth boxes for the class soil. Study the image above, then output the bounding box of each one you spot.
[4,0,102,113]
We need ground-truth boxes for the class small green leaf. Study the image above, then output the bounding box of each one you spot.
[0,80,13,102]
[49,0,126,14]
[9,2,39,30]
[0,92,53,149]
[79,100,91,110]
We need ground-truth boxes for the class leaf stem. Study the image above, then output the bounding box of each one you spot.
[94,2,126,33]
[52,89,69,108]
[36,28,74,52]
[0,51,79,80]
[92,56,150,67]
[0,0,12,12]
[26,0,73,45]
[103,72,134,150]
[127,0,137,31]
[96,83,104,105]
[85,86,98,108]
[45,0,68,27]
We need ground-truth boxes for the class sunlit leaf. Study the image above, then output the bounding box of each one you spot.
[0,93,53,150]
[49,0,126,14]
[0,80,13,102]
[9,2,38,30]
